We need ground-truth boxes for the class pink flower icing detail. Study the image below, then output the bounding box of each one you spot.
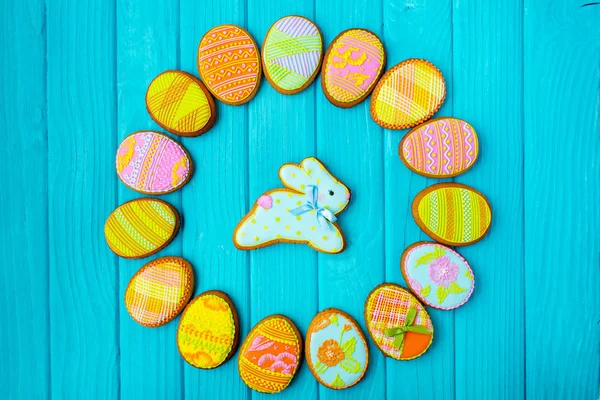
[408,278,422,293]
[257,195,273,209]
[257,352,297,375]
[429,256,459,287]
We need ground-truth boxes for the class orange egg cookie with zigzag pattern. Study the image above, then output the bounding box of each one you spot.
[197,24,261,105]
[238,315,302,394]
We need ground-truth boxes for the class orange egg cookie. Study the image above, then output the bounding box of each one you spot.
[364,283,433,360]
[104,198,180,259]
[146,70,216,136]
[197,25,261,105]
[125,257,194,327]
[238,315,302,394]
[370,59,446,129]
[177,291,239,369]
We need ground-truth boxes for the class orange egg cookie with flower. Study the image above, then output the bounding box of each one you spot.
[305,309,368,389]
[364,283,433,360]
[238,315,302,394]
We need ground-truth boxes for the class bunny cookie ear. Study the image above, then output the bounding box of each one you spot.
[279,163,310,192]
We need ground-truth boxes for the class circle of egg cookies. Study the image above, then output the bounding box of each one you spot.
[104,198,180,259]
[177,290,239,369]
[238,314,302,394]
[370,58,446,129]
[146,70,216,137]
[412,183,492,246]
[305,308,368,390]
[116,131,193,195]
[125,256,194,327]
[399,117,479,178]
[262,16,323,94]
[401,242,475,310]
[364,283,433,360]
[321,28,386,108]
[197,24,261,105]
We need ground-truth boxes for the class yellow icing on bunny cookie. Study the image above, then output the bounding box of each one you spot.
[233,157,351,254]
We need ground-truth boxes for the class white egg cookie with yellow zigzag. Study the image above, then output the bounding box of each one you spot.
[233,157,351,254]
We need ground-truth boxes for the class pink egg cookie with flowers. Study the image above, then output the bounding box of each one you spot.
[401,242,475,310]
[116,131,193,195]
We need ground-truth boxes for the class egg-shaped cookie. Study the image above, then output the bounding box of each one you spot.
[401,242,475,310]
[370,59,446,129]
[238,315,302,394]
[305,308,368,390]
[412,183,492,246]
[104,198,180,259]
[177,291,239,369]
[364,283,433,360]
[146,70,216,136]
[399,118,479,178]
[197,24,261,105]
[321,28,385,108]
[125,256,194,327]
[262,16,323,94]
[116,131,193,195]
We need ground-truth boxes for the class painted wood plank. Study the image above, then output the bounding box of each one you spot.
[453,1,525,398]
[0,0,49,398]
[47,0,119,397]
[314,1,386,398]
[179,1,251,399]
[246,3,319,399]
[116,0,184,398]
[382,1,456,399]
[523,2,599,398]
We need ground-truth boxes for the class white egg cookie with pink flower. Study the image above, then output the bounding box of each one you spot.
[401,242,475,310]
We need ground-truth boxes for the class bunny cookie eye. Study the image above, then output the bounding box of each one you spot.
[328,190,334,196]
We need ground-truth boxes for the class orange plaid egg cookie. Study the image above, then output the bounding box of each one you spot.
[125,257,194,327]
[364,283,433,360]
[370,58,446,129]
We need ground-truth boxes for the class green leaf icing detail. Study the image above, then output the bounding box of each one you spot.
[414,246,445,267]
[465,269,474,280]
[448,282,466,294]
[331,374,345,388]
[437,285,449,304]
[340,357,362,374]
[330,314,338,326]
[342,336,356,357]
[421,284,431,297]
[314,360,327,374]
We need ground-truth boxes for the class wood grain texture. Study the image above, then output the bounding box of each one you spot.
[452,1,525,398]
[47,0,119,397]
[382,1,456,398]
[524,1,600,399]
[314,1,386,398]
[2,0,599,399]
[116,0,184,398]
[0,0,49,398]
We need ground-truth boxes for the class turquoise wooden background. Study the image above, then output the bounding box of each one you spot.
[1,0,598,398]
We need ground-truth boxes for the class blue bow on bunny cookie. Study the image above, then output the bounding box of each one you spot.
[233,157,351,254]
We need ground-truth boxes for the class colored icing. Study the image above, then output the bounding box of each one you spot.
[324,29,385,103]
[239,317,300,393]
[104,199,178,258]
[146,71,212,135]
[402,243,474,310]
[415,185,492,245]
[401,118,478,177]
[198,25,260,104]
[116,131,191,194]
[307,310,367,389]
[364,284,433,360]
[371,59,445,129]
[125,257,193,327]
[234,157,351,254]
[177,293,237,369]
[263,16,322,92]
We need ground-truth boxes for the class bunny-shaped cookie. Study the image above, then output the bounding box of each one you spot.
[234,157,351,254]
